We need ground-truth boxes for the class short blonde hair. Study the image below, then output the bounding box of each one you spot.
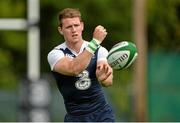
[58,8,82,27]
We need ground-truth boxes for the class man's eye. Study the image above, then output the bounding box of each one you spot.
[74,24,79,27]
[66,26,72,29]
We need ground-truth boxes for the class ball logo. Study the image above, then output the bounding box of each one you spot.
[110,53,128,68]
[75,70,91,90]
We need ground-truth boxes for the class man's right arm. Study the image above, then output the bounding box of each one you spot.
[49,49,93,76]
[48,25,107,76]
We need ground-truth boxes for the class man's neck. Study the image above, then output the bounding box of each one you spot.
[66,40,84,54]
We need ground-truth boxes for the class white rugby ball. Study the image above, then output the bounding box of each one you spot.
[107,41,138,70]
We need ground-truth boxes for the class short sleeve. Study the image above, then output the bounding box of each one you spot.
[47,49,64,71]
[97,46,109,61]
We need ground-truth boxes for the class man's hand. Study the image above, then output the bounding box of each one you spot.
[93,25,107,43]
[96,61,113,87]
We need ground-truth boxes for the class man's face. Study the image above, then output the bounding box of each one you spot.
[59,17,84,44]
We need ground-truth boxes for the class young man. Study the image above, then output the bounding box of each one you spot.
[47,8,115,122]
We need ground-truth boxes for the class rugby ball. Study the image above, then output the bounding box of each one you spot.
[107,41,138,70]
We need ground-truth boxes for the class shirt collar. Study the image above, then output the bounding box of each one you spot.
[65,41,88,56]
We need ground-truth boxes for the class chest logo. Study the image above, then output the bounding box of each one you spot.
[75,70,91,90]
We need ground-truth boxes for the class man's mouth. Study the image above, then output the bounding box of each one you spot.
[72,34,78,37]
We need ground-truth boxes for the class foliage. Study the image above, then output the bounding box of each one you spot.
[0,31,27,89]
[147,0,180,52]
[0,0,26,18]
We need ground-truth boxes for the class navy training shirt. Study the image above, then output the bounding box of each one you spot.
[48,41,109,116]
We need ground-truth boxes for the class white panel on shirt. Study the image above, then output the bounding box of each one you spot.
[47,49,64,71]
[97,46,108,62]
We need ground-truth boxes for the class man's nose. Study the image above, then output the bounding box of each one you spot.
[71,26,76,32]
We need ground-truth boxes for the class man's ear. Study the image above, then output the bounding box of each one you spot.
[58,26,63,35]
[81,22,84,31]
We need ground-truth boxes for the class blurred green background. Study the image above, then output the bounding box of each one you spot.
[0,0,180,122]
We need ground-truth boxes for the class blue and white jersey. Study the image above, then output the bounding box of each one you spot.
[47,41,109,115]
